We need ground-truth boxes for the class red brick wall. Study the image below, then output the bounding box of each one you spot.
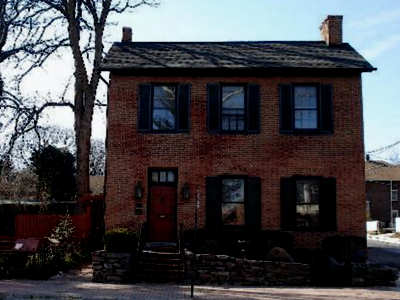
[104,74,366,249]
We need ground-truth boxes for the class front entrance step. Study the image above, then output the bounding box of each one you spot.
[136,248,185,283]
[144,242,178,253]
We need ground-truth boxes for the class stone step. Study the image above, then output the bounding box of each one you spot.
[138,260,185,268]
[141,250,182,260]
[135,246,185,283]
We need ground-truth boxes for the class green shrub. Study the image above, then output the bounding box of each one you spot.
[24,214,82,279]
[104,228,137,253]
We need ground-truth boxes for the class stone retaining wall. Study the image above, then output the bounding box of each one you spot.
[92,250,132,283]
[186,253,311,286]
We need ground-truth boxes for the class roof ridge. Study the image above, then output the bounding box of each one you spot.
[114,40,332,44]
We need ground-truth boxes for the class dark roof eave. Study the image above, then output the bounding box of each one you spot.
[100,66,377,75]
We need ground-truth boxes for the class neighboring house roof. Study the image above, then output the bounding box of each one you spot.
[101,41,375,73]
[365,160,400,181]
[90,176,104,195]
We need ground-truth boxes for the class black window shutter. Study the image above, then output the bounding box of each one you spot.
[138,84,152,131]
[206,177,222,230]
[279,84,293,133]
[247,84,261,133]
[320,84,333,133]
[177,84,191,132]
[245,177,261,230]
[320,177,337,231]
[280,177,296,230]
[207,83,220,133]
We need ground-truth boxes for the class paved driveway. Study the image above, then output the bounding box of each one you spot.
[1,279,400,300]
[368,239,400,269]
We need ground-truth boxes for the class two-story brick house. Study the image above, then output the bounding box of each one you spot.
[101,16,375,249]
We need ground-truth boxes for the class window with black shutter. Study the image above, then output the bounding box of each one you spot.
[207,84,260,134]
[138,84,191,133]
[279,84,333,134]
[281,176,337,231]
[206,176,261,229]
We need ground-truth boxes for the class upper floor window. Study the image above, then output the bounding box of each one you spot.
[207,83,260,134]
[294,86,318,129]
[221,86,245,131]
[280,84,333,134]
[138,84,191,133]
[152,86,176,131]
[392,188,398,202]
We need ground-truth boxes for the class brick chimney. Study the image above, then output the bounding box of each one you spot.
[122,27,132,42]
[320,15,343,46]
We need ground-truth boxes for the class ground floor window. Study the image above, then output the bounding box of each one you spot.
[206,176,261,229]
[296,179,320,229]
[281,176,336,231]
[222,178,245,225]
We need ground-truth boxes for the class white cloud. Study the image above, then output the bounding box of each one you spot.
[350,9,400,29]
[362,34,400,60]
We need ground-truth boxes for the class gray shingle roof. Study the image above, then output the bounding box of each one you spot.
[101,41,375,72]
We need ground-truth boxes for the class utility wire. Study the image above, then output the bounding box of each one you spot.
[367,140,400,154]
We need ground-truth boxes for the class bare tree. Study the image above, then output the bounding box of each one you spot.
[0,0,70,160]
[1,0,158,195]
[35,0,159,195]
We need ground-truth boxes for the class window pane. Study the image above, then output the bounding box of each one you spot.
[153,86,176,130]
[222,86,245,109]
[296,180,320,229]
[221,86,245,132]
[152,172,158,183]
[295,110,317,129]
[296,204,319,228]
[167,171,175,183]
[237,119,245,131]
[153,109,175,130]
[222,179,244,203]
[294,86,317,109]
[154,86,176,107]
[392,190,398,201]
[222,117,229,130]
[296,181,320,204]
[159,171,166,182]
[222,203,245,225]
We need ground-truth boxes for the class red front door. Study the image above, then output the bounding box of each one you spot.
[148,186,177,242]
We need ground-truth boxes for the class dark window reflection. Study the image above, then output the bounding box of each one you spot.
[296,180,320,228]
[221,86,245,131]
[222,179,245,225]
[153,86,176,130]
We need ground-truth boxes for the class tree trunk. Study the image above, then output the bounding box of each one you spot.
[74,88,94,196]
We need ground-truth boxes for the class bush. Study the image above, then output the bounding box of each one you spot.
[24,214,82,279]
[104,228,137,253]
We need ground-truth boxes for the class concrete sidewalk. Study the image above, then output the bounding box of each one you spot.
[1,279,400,299]
[368,233,400,246]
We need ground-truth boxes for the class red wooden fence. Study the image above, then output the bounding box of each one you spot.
[14,206,92,239]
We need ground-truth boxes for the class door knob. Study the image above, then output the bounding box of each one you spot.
[159,214,166,219]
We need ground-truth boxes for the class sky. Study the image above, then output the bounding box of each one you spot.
[20,0,400,155]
